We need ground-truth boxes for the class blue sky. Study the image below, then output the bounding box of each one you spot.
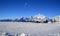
[0,0,60,19]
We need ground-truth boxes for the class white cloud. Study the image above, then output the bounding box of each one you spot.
[24,2,31,8]
[24,2,28,7]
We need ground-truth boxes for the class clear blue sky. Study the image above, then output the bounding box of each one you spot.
[0,0,60,19]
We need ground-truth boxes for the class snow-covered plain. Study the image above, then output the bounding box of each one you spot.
[0,22,60,36]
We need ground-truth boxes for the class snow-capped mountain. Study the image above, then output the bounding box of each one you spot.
[52,15,60,22]
[27,14,51,23]
[32,14,46,21]
[33,14,46,19]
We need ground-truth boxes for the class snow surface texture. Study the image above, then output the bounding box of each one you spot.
[0,22,60,36]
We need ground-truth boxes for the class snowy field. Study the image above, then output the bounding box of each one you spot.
[0,22,60,36]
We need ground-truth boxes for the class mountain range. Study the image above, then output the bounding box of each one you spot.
[0,14,60,23]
